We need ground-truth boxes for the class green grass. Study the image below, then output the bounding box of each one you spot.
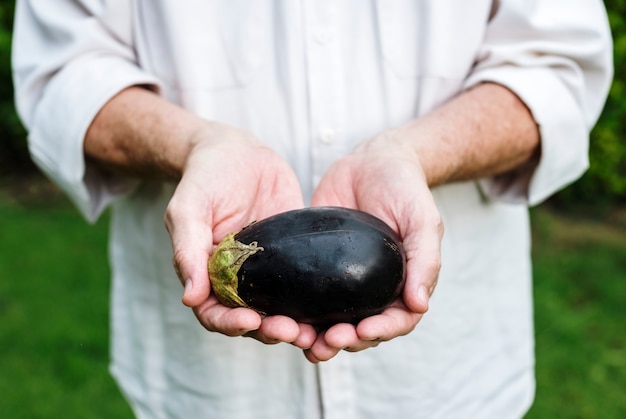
[0,197,133,419]
[526,208,626,419]
[0,190,624,418]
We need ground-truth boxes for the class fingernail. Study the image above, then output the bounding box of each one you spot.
[184,278,193,294]
[418,285,430,310]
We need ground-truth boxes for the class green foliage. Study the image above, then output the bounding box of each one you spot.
[555,1,626,207]
[0,0,32,176]
[525,208,626,418]
[0,199,133,418]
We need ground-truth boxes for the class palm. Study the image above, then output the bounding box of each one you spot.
[196,143,303,242]
[166,135,317,348]
[307,149,442,362]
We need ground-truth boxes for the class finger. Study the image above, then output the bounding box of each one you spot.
[291,323,318,349]
[403,243,440,314]
[165,192,214,307]
[342,341,381,353]
[323,323,381,353]
[355,305,423,342]
[303,349,321,364]
[321,323,360,349]
[305,333,343,362]
[243,315,300,344]
[173,244,212,307]
[243,318,318,348]
[194,296,262,336]
[401,202,443,313]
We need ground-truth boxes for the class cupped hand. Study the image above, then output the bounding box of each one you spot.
[305,131,444,362]
[164,122,317,349]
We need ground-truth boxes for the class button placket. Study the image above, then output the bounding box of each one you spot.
[313,28,335,45]
[303,1,346,194]
[319,128,336,144]
[304,4,354,413]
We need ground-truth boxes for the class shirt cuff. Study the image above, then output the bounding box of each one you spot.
[28,56,162,222]
[464,66,589,206]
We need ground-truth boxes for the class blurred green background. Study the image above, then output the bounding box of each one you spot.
[0,1,624,418]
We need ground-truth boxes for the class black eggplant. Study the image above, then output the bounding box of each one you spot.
[208,206,406,325]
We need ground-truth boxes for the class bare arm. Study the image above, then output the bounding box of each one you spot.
[85,82,539,185]
[366,82,540,188]
[84,86,206,179]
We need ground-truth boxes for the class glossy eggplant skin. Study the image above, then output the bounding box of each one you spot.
[222,206,406,325]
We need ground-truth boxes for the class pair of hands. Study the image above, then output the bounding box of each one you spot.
[164,123,443,363]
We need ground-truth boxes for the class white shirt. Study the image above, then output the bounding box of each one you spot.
[13,1,612,418]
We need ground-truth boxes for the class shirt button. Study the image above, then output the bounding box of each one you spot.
[320,128,336,144]
[314,29,334,45]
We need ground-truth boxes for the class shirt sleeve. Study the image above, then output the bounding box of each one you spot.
[464,0,614,206]
[12,0,162,222]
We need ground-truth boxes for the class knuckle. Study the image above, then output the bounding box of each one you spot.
[172,256,183,280]
[432,212,445,236]
[171,249,191,282]
[164,200,181,232]
[164,199,177,221]
[430,256,442,275]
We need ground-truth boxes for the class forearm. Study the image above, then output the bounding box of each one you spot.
[84,86,206,180]
[379,82,541,188]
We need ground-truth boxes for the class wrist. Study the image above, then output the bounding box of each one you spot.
[354,83,540,189]
[392,118,460,188]
[353,125,444,188]
[85,86,209,180]
[180,121,264,176]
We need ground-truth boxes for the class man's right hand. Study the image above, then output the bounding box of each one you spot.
[164,122,318,349]
[85,87,318,349]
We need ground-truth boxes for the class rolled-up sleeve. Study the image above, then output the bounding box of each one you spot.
[12,0,162,222]
[464,0,613,205]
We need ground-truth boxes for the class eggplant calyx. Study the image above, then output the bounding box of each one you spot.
[208,232,264,308]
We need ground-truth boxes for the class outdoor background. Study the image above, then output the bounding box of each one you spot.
[0,1,624,418]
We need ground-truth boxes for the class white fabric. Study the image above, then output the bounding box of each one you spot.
[12,1,612,418]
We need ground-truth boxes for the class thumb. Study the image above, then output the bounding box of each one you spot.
[401,219,442,314]
[166,208,213,307]
[174,243,212,307]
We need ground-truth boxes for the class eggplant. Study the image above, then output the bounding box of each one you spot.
[208,206,406,325]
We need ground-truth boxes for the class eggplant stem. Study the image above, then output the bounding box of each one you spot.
[208,233,264,308]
